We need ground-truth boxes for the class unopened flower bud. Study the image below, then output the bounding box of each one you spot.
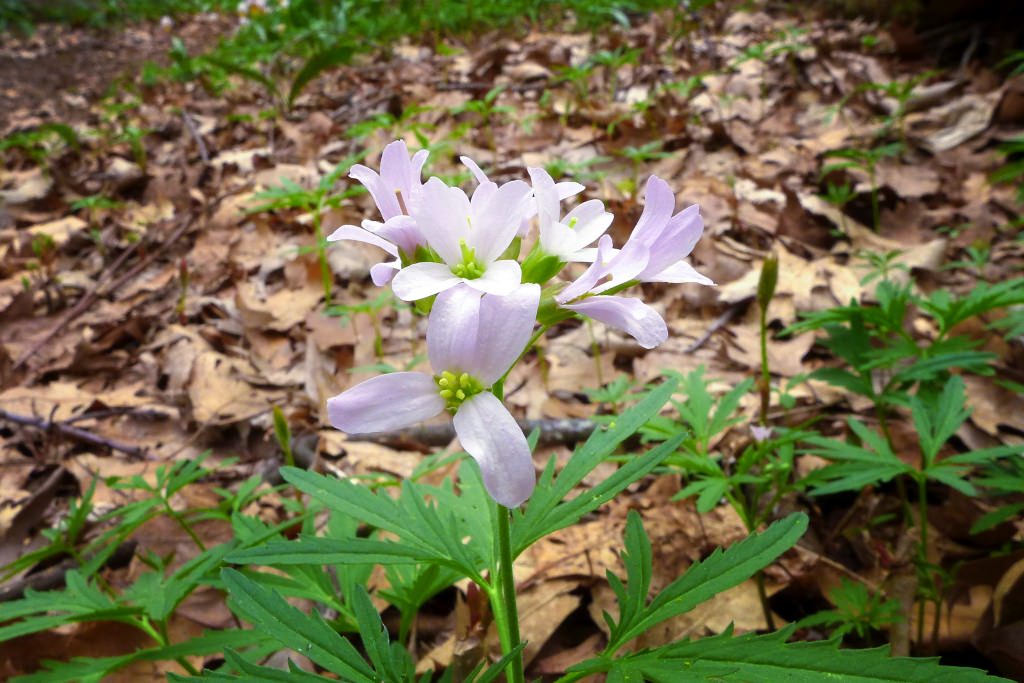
[757,254,778,313]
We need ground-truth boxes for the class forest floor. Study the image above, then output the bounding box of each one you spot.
[1,2,1023,680]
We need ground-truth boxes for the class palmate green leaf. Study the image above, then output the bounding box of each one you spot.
[280,467,488,582]
[128,542,235,622]
[972,501,1024,534]
[605,513,808,653]
[220,568,377,683]
[912,376,970,463]
[201,54,280,102]
[577,627,1010,682]
[0,571,140,642]
[801,419,912,496]
[352,585,413,682]
[227,536,427,566]
[16,630,271,683]
[169,649,334,682]
[895,350,996,383]
[287,45,354,108]
[517,434,683,555]
[672,476,729,514]
[918,277,1024,335]
[514,379,678,553]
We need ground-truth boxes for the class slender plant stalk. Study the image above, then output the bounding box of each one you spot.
[916,476,929,650]
[313,203,333,303]
[494,504,525,683]
[868,164,880,232]
[759,306,770,424]
[586,319,605,388]
[163,501,206,552]
[752,255,778,631]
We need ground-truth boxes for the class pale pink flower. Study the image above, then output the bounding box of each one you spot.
[527,167,611,261]
[751,424,774,443]
[573,176,713,287]
[327,284,540,507]
[349,140,429,221]
[326,215,423,286]
[555,235,668,348]
[462,157,584,237]
[390,176,533,301]
[555,175,713,348]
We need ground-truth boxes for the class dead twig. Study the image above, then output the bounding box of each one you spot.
[181,109,210,164]
[685,299,747,353]
[434,80,550,93]
[0,540,136,602]
[348,417,598,450]
[14,212,195,370]
[0,408,147,458]
[794,542,882,593]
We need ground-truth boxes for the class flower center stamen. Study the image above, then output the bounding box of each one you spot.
[451,239,486,279]
[435,370,484,413]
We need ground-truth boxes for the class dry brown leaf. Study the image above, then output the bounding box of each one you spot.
[907,90,1001,153]
[187,350,271,423]
[725,322,815,377]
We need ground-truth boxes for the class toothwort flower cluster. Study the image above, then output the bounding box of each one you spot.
[327,141,712,507]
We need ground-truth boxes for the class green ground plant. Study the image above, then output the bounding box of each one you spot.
[248,153,364,303]
[797,578,903,644]
[800,375,1023,648]
[821,143,902,232]
[0,454,297,682]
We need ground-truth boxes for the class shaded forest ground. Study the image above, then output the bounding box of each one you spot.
[0,1,1023,680]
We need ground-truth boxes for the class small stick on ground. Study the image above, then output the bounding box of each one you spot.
[685,299,747,353]
[0,408,147,458]
[14,212,195,370]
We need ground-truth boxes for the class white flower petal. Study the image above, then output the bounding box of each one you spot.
[327,372,444,434]
[370,260,401,286]
[630,175,674,242]
[462,260,522,297]
[454,393,535,508]
[470,180,532,263]
[472,283,540,384]
[349,165,401,220]
[592,241,650,295]
[566,295,668,349]
[555,180,586,200]
[565,201,613,252]
[643,259,715,286]
[326,224,399,257]
[413,178,471,265]
[373,215,422,257]
[460,155,490,186]
[557,235,616,303]
[427,285,482,373]
[392,262,462,301]
[527,167,560,227]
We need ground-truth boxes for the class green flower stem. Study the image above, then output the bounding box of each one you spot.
[759,306,770,423]
[915,474,929,650]
[314,201,333,304]
[134,616,200,676]
[493,502,525,683]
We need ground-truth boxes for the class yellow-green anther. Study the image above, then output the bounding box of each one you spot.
[568,217,579,229]
[451,240,486,280]
[435,370,484,413]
